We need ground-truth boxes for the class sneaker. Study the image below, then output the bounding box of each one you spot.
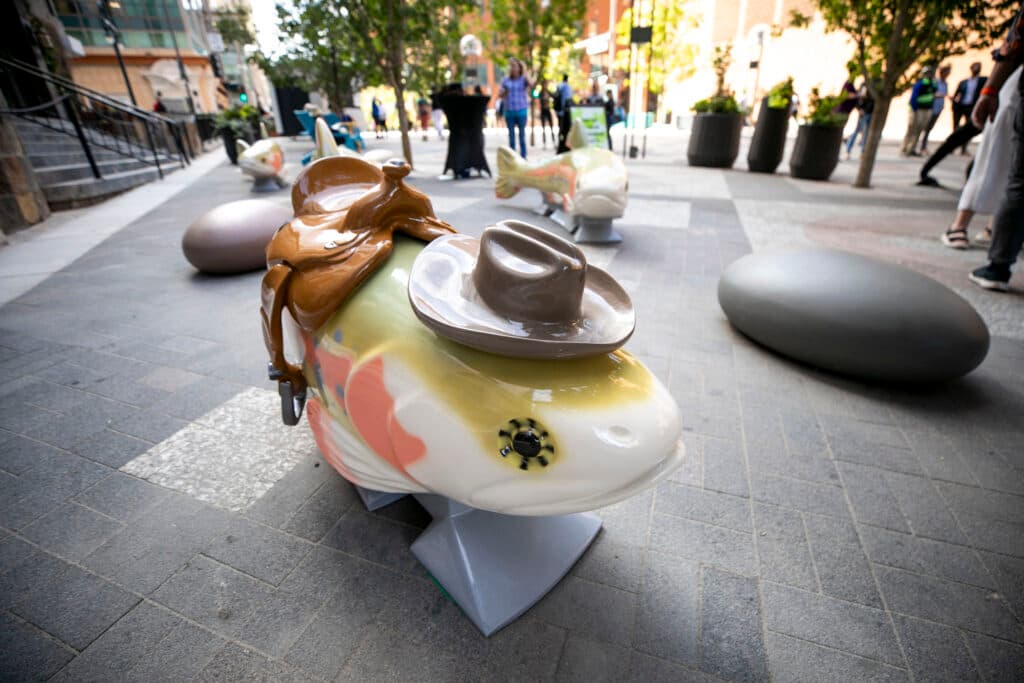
[917,175,940,187]
[969,264,1011,291]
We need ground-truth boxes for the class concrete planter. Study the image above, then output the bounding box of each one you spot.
[747,98,790,174]
[789,124,844,181]
[687,112,742,168]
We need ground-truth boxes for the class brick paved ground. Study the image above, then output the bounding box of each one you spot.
[1,129,1023,681]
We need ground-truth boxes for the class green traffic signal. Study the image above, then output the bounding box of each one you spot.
[239,92,248,103]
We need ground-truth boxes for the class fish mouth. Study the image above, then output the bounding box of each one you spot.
[239,161,274,177]
[573,190,627,218]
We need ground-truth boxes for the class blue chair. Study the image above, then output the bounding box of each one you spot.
[293,110,353,148]
[322,112,363,151]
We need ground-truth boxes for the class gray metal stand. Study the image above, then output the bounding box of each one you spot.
[535,194,622,244]
[411,494,602,636]
[250,176,280,193]
[354,485,407,511]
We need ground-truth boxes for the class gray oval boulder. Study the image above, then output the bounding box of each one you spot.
[182,199,292,274]
[718,248,989,382]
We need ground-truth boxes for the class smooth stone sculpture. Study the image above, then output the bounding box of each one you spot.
[182,199,291,274]
[261,156,683,635]
[718,248,990,382]
[237,138,287,192]
[495,120,627,244]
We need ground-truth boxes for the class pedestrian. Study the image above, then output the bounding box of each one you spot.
[836,64,859,117]
[920,63,952,154]
[584,81,604,105]
[845,82,874,159]
[430,89,445,140]
[499,57,530,159]
[964,2,1024,291]
[555,73,573,153]
[952,61,988,153]
[153,91,167,113]
[941,66,1022,249]
[417,96,431,141]
[917,122,982,186]
[371,97,388,139]
[901,67,936,156]
[603,88,617,151]
[538,78,555,147]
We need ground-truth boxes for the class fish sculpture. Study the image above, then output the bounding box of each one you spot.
[261,155,683,517]
[236,138,286,192]
[495,119,628,225]
[306,117,394,166]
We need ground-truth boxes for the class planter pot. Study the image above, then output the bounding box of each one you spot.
[221,130,239,165]
[747,98,790,173]
[687,112,742,168]
[789,124,844,181]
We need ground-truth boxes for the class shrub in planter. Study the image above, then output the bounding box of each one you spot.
[214,105,261,164]
[747,78,794,173]
[688,46,744,168]
[789,88,849,181]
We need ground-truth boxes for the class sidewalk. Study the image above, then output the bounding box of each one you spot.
[1,132,1022,681]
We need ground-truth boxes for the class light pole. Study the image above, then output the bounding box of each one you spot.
[97,0,137,106]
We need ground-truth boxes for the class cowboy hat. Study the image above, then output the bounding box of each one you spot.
[407,220,634,358]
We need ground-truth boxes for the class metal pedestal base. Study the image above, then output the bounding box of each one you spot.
[354,485,407,511]
[535,197,622,244]
[251,176,286,193]
[411,494,602,636]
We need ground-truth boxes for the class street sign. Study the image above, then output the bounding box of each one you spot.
[630,26,652,44]
[207,32,225,53]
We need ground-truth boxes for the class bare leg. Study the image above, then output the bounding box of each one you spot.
[950,209,976,231]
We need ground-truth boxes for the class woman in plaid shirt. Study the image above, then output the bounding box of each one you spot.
[500,58,531,159]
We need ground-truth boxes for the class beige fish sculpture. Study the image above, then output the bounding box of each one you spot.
[313,117,394,165]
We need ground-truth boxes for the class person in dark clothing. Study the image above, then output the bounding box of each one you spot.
[966,2,1024,291]
[902,68,937,155]
[153,91,167,113]
[917,123,982,186]
[555,74,573,153]
[952,62,988,152]
[538,79,554,147]
[603,89,616,151]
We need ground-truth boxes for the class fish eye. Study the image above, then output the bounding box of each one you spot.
[497,417,555,471]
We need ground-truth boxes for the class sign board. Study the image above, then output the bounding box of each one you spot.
[207,32,225,53]
[630,26,652,44]
[570,106,609,149]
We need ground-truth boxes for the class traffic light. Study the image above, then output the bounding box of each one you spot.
[532,87,540,98]
[239,92,248,103]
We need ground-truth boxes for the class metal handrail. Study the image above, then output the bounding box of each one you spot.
[0,56,193,179]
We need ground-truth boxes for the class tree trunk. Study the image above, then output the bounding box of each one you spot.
[854,94,892,188]
[393,78,414,168]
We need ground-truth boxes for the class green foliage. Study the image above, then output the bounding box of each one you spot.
[484,0,588,82]
[613,0,699,95]
[692,95,740,114]
[212,3,256,47]
[213,104,260,134]
[802,87,848,127]
[711,44,732,96]
[766,77,795,109]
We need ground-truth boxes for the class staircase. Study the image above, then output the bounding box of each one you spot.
[16,120,183,209]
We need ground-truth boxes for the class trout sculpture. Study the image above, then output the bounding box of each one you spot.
[236,138,286,192]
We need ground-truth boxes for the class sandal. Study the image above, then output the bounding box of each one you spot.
[975,227,992,245]
[941,228,969,250]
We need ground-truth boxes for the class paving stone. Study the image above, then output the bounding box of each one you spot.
[108,409,188,444]
[668,431,703,487]
[893,614,980,682]
[122,617,226,681]
[655,481,751,532]
[0,534,37,575]
[138,366,205,392]
[651,513,756,575]
[23,380,92,413]
[73,472,169,522]
[0,434,64,476]
[8,554,139,650]
[703,436,749,497]
[765,632,908,683]
[701,567,769,682]
[883,470,967,544]
[531,575,636,646]
[15,450,111,500]
[633,551,699,666]
[151,554,277,638]
[830,439,924,477]
[572,533,643,592]
[877,565,1024,642]
[593,488,654,546]
[556,635,630,682]
[763,582,903,666]
[980,551,1024,617]
[203,517,312,585]
[34,362,107,390]
[780,410,828,455]
[838,461,910,532]
[904,429,978,486]
[962,631,1024,682]
[48,601,180,682]
[246,455,339,529]
[750,471,849,519]
[861,525,994,588]
[70,428,152,468]
[804,513,882,607]
[20,501,123,562]
[0,611,75,681]
[146,380,245,421]
[0,487,63,531]
[234,588,325,659]
[197,643,310,682]
[628,651,723,682]
[321,509,421,574]
[753,503,818,592]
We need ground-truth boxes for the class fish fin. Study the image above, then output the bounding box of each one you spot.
[314,117,339,159]
[495,146,523,199]
[235,139,250,155]
[567,119,589,150]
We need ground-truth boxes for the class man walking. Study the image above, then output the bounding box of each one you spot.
[555,74,573,153]
[920,64,951,154]
[952,62,987,152]
[901,68,936,156]
[967,4,1024,291]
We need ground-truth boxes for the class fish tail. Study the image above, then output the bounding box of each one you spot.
[495,147,523,199]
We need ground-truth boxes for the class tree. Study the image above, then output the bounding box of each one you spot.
[614,0,699,100]
[272,0,469,167]
[793,1,1012,188]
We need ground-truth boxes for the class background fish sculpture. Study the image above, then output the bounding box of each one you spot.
[236,138,286,191]
[495,120,628,221]
[262,156,682,517]
[310,117,394,166]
